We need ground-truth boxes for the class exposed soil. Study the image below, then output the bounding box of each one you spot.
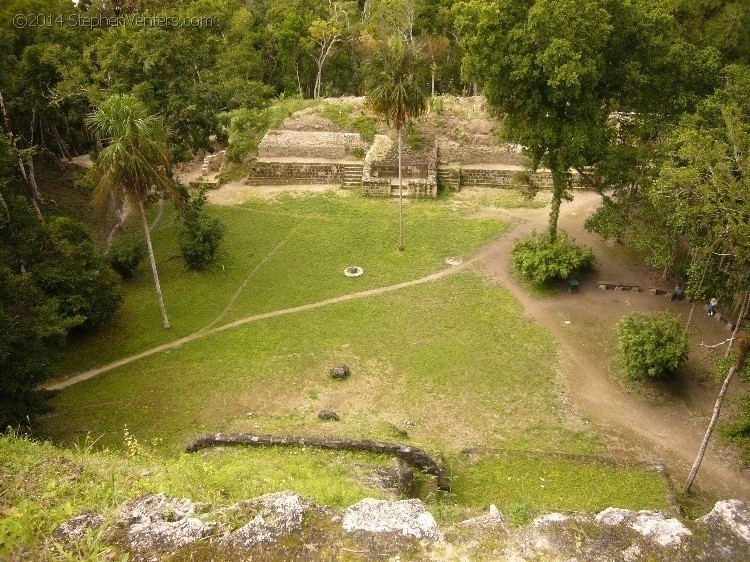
[473,191,750,500]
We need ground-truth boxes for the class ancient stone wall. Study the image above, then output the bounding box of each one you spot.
[370,163,429,179]
[244,161,345,185]
[258,130,369,160]
[456,167,582,189]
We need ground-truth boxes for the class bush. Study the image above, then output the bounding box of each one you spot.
[107,235,145,279]
[511,232,595,285]
[0,267,71,427]
[616,312,689,380]
[178,189,226,270]
[31,217,123,332]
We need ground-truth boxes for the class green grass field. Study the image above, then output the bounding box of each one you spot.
[10,192,674,557]
[54,193,506,376]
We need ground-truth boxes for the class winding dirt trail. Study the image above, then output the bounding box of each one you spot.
[46,258,476,391]
[472,191,750,500]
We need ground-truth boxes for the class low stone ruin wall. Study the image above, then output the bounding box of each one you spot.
[456,167,582,189]
[370,163,429,179]
[243,161,345,185]
[258,130,369,160]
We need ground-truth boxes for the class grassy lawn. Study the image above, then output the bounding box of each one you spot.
[450,454,670,524]
[38,269,671,519]
[54,193,506,376]
[20,191,672,558]
[0,433,389,558]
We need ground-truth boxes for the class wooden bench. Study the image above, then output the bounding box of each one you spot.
[598,281,641,292]
[649,287,670,296]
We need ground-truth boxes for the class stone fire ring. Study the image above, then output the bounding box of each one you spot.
[344,266,364,277]
[445,256,463,266]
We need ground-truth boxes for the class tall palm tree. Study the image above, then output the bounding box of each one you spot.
[86,95,175,329]
[363,36,428,251]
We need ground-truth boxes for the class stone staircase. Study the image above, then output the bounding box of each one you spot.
[436,167,460,191]
[341,163,364,188]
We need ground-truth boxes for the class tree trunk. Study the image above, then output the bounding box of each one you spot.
[726,293,749,357]
[294,61,304,98]
[548,166,566,241]
[314,61,322,99]
[52,123,71,161]
[26,155,42,202]
[398,126,404,251]
[431,71,435,97]
[138,198,170,329]
[0,91,44,223]
[0,191,10,225]
[683,363,738,493]
[685,250,713,331]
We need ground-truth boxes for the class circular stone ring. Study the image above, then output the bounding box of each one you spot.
[445,256,463,266]
[344,266,364,277]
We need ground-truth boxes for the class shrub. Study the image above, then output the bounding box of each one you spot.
[178,189,226,270]
[31,217,123,332]
[511,232,595,285]
[616,312,689,380]
[107,235,145,279]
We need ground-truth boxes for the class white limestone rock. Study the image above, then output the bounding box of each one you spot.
[227,492,310,548]
[342,498,440,541]
[630,512,692,548]
[698,499,750,543]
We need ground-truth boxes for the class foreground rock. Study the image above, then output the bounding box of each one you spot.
[342,498,441,541]
[50,494,750,561]
[53,510,104,542]
[225,492,311,548]
[117,494,213,556]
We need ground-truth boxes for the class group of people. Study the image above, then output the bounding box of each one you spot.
[670,282,718,315]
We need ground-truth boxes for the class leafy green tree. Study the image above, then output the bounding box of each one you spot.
[178,189,225,270]
[31,217,123,332]
[671,0,750,62]
[616,311,689,380]
[511,232,594,285]
[0,267,72,429]
[363,36,427,251]
[87,94,175,329]
[107,234,146,280]
[454,0,721,240]
[307,2,354,99]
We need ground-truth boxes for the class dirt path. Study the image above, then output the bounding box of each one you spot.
[474,192,750,500]
[46,258,473,391]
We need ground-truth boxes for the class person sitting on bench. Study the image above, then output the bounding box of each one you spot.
[671,282,685,301]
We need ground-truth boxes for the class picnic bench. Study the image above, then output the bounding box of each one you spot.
[649,287,670,296]
[598,281,641,292]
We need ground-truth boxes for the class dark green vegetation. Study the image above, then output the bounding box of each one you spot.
[0,137,122,428]
[1,1,749,556]
[511,232,595,286]
[616,311,690,380]
[455,0,723,240]
[107,235,146,280]
[177,188,226,270]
